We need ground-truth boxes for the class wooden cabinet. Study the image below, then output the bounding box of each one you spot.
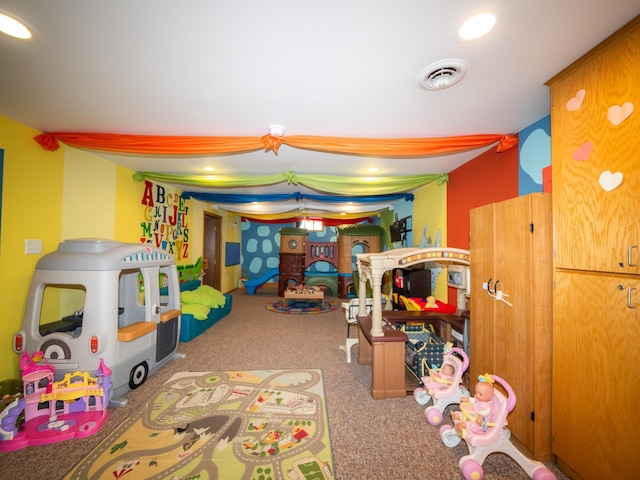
[550,20,640,276]
[469,193,553,462]
[547,17,640,480]
[552,272,639,478]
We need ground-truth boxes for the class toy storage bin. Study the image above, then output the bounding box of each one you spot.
[404,325,447,381]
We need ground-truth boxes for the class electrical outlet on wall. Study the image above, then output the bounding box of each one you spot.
[25,239,42,255]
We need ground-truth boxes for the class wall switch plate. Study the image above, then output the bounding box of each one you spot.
[25,239,42,255]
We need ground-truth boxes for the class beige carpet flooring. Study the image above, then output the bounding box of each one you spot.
[0,288,569,479]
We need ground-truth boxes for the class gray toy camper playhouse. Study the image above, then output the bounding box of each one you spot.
[13,239,183,405]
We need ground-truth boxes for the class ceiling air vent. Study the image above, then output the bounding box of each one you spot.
[417,59,467,91]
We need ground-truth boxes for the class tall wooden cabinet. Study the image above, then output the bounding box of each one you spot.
[469,193,553,462]
[546,17,640,479]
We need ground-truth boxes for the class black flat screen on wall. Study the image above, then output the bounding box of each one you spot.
[390,223,402,242]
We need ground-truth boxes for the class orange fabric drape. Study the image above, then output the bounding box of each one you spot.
[34,132,517,156]
[34,133,263,154]
[276,133,516,156]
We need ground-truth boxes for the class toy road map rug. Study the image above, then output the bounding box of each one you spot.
[63,370,334,480]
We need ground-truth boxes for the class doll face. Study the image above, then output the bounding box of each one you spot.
[474,382,494,402]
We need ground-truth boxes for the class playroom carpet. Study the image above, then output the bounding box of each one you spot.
[265,300,338,315]
[63,369,333,480]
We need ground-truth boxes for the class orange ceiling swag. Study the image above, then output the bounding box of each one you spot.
[34,132,517,156]
[33,133,263,154]
[271,133,518,156]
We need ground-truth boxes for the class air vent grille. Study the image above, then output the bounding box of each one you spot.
[418,59,467,91]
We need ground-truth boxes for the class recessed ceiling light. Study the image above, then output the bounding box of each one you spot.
[202,166,215,172]
[458,12,497,41]
[0,12,33,40]
[368,167,379,173]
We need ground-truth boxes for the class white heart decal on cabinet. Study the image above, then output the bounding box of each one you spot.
[598,170,623,192]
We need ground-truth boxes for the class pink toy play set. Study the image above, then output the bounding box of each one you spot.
[412,346,470,425]
[439,373,556,480]
[0,350,111,452]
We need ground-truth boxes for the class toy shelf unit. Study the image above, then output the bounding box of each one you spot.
[13,239,184,406]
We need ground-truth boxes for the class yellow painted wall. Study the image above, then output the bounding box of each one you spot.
[115,164,149,241]
[222,211,242,292]
[0,116,235,380]
[0,116,64,380]
[62,147,117,238]
[411,181,448,300]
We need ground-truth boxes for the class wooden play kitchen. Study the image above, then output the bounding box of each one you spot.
[354,247,471,399]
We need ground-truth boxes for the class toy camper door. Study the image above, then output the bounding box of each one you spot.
[139,265,180,362]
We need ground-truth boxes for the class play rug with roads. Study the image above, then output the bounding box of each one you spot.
[63,369,334,480]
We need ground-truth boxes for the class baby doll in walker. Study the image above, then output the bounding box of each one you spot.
[451,374,501,437]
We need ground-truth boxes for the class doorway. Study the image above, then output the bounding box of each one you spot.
[203,213,222,290]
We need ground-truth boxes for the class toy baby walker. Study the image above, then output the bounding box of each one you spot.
[413,346,470,425]
[0,350,111,452]
[439,374,557,480]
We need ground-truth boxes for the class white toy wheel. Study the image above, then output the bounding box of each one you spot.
[414,388,431,405]
[439,424,461,448]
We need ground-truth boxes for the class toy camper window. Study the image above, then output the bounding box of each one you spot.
[38,284,86,338]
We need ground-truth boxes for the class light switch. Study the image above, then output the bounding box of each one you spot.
[25,239,42,255]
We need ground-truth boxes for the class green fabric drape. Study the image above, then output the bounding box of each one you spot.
[133,171,448,195]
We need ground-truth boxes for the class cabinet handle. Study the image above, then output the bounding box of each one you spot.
[628,287,637,309]
[628,245,639,267]
[486,278,493,294]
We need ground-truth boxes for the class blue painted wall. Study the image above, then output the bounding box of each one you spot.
[518,115,551,195]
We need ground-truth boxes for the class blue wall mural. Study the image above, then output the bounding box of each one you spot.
[518,115,551,195]
[240,221,340,283]
[240,217,387,290]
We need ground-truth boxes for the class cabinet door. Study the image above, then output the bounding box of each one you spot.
[492,196,537,454]
[552,271,640,479]
[471,194,551,459]
[470,202,496,380]
[550,25,640,274]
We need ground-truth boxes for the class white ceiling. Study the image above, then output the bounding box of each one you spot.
[0,1,638,199]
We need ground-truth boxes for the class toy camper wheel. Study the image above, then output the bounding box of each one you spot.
[129,361,148,389]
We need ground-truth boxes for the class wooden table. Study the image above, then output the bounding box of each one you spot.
[283,287,324,307]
